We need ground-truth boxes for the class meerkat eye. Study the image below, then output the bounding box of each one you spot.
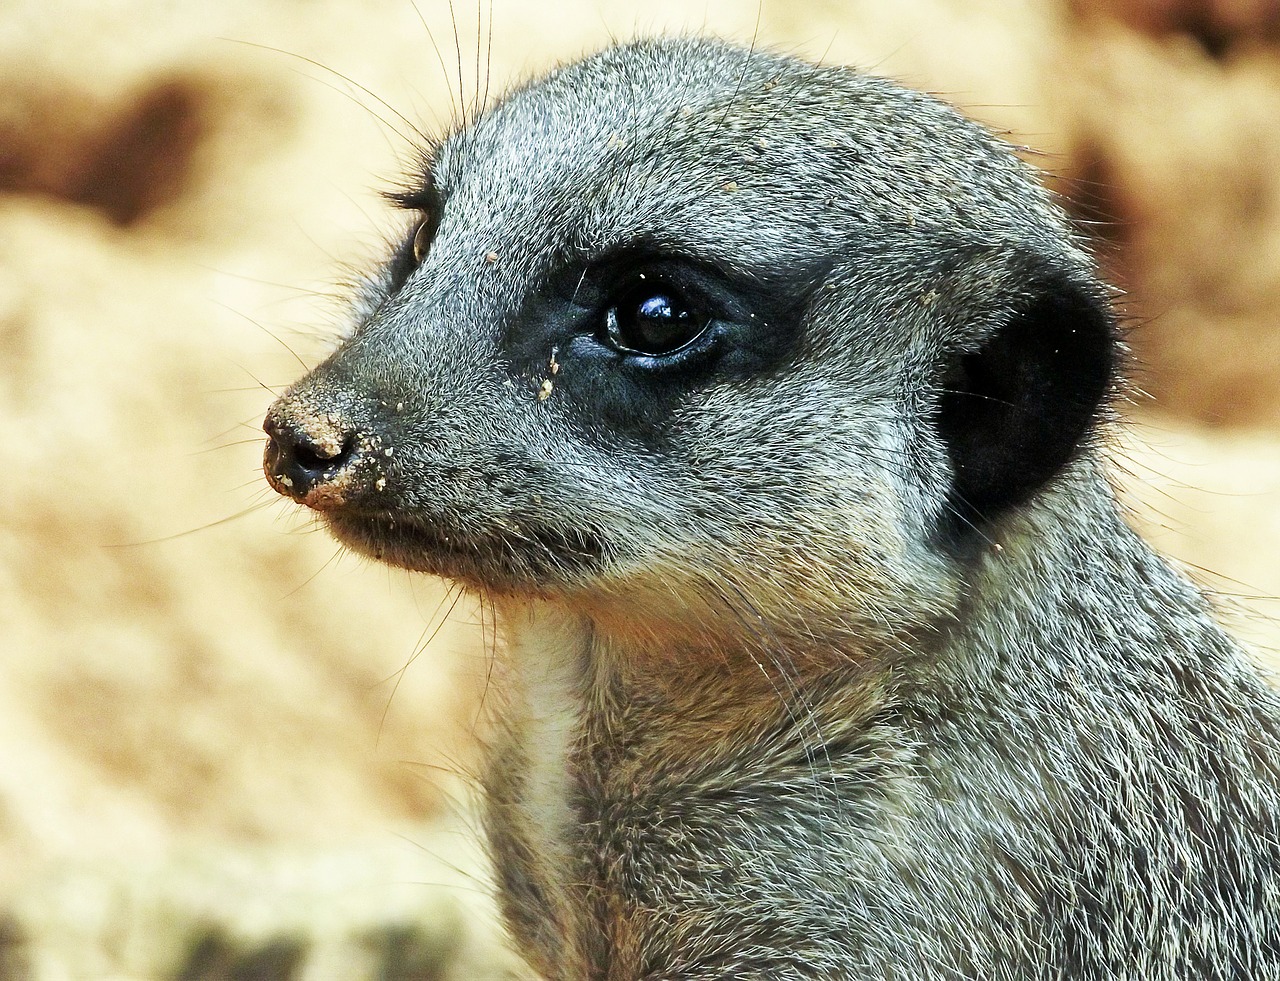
[604,281,709,356]
[411,216,432,264]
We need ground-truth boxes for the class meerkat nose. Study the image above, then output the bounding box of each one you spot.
[262,407,358,508]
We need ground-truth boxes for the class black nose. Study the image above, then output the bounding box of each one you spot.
[263,413,356,502]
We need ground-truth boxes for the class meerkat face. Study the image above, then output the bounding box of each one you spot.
[264,37,1114,647]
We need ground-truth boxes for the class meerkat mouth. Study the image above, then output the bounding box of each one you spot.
[326,509,607,587]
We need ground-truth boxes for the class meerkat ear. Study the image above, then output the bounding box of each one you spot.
[935,260,1116,525]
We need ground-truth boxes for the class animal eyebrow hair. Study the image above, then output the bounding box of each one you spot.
[578,237,827,293]
[383,176,439,213]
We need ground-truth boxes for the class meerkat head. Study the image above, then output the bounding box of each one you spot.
[264,37,1115,651]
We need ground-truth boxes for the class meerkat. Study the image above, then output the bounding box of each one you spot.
[262,37,1280,979]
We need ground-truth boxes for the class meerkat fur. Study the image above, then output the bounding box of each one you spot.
[264,37,1280,980]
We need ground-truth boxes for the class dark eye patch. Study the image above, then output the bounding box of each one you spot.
[497,248,818,451]
[556,246,816,336]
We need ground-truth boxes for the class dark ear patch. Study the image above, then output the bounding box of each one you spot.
[937,270,1115,525]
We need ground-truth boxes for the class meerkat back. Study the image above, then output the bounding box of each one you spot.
[263,37,1280,980]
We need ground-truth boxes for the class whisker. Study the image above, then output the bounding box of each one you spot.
[213,300,312,373]
[222,38,430,148]
[408,0,464,129]
[282,545,345,599]
[377,585,467,746]
[105,499,279,547]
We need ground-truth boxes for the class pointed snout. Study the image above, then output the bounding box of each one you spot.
[263,397,374,511]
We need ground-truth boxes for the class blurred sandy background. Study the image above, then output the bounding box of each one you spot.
[2,0,1279,977]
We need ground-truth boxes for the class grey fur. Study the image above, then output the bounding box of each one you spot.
[263,37,1280,979]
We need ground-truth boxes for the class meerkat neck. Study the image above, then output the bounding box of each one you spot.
[479,470,1273,978]
[483,596,898,976]
[949,467,1246,694]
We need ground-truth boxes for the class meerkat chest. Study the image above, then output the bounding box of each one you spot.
[483,607,917,977]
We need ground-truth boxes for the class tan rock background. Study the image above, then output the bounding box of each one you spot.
[2,0,1278,977]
